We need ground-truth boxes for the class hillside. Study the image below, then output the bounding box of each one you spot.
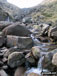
[24,0,57,25]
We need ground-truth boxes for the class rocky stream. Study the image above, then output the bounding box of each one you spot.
[0,21,57,76]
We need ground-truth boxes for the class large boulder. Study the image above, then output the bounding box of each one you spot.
[52,53,57,66]
[2,22,32,36]
[8,52,25,68]
[6,35,33,48]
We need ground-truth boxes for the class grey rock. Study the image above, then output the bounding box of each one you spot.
[8,52,25,68]
[6,35,33,49]
[2,22,32,36]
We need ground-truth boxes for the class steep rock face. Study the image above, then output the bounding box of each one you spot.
[0,0,24,21]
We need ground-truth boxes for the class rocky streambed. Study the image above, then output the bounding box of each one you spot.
[0,21,57,76]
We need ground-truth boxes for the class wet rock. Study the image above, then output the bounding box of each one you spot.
[32,46,41,59]
[52,53,57,66]
[42,49,57,70]
[48,26,57,41]
[6,35,33,49]
[0,21,13,31]
[42,53,53,70]
[2,22,32,37]
[14,67,26,76]
[8,52,25,68]
[27,73,39,76]
[0,70,8,76]
[25,52,36,64]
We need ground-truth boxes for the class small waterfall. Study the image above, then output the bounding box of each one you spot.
[38,55,44,69]
[25,34,49,75]
[26,55,48,75]
[7,16,10,21]
[31,34,42,46]
[6,16,10,21]
[31,34,49,51]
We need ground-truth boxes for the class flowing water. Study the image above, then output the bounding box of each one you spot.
[25,34,49,76]
[26,55,48,76]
